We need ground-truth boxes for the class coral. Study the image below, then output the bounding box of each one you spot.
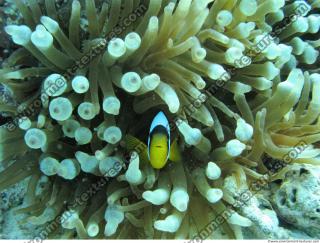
[0,176,28,239]
[0,0,320,240]
[271,163,320,238]
[222,174,290,239]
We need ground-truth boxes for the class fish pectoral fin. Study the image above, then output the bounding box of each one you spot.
[124,134,149,163]
[124,134,147,151]
[169,139,182,162]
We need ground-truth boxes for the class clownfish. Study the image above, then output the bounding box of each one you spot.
[147,111,181,169]
[123,111,181,169]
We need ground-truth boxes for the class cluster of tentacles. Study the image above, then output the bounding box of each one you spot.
[0,0,320,239]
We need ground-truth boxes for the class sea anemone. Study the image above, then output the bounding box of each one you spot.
[0,0,320,239]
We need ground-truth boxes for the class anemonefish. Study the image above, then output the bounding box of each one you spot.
[123,111,181,169]
[147,111,180,169]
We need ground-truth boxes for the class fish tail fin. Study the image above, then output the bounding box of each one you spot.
[169,139,182,162]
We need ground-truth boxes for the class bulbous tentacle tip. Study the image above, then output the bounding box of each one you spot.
[40,16,59,33]
[87,223,99,237]
[170,189,189,212]
[24,128,47,149]
[154,214,181,233]
[206,188,223,203]
[5,25,32,45]
[103,97,121,115]
[142,189,169,205]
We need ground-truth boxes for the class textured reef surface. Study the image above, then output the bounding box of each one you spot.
[0,0,320,240]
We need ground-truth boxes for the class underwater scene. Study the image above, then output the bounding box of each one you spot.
[0,0,319,241]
